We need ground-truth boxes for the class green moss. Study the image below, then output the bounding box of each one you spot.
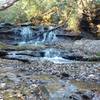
[3,91,17,100]
[96,52,100,56]
[5,79,13,84]
[0,42,8,49]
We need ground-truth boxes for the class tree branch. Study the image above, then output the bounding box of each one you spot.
[0,0,19,11]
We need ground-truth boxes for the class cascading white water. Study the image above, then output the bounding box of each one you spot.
[14,26,57,45]
[42,31,57,43]
[44,48,60,58]
[20,26,33,42]
[43,48,72,63]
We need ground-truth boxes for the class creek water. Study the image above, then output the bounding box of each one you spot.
[31,75,100,100]
[6,26,71,63]
[15,26,57,45]
[33,75,78,100]
[20,26,33,42]
[7,48,72,64]
[0,26,100,99]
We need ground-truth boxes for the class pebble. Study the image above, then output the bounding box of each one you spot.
[0,83,6,88]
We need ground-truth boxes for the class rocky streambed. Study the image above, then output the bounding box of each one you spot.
[0,23,100,100]
[0,58,100,100]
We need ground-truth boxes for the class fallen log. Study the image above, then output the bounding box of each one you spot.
[0,23,15,28]
[0,50,30,63]
[1,57,31,64]
[63,55,100,62]
[0,0,19,11]
[15,52,45,57]
[0,23,16,35]
[0,30,14,34]
[0,50,8,57]
[56,34,82,40]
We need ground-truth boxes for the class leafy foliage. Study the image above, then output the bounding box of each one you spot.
[0,0,99,32]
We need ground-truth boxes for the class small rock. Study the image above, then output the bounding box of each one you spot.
[60,72,70,79]
[92,92,100,100]
[34,85,49,100]
[0,83,6,88]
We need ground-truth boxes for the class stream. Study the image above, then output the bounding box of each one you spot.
[0,25,73,63]
[0,24,100,100]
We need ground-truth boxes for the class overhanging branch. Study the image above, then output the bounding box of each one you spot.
[0,0,19,11]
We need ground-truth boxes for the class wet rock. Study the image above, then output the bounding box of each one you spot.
[69,94,82,100]
[0,50,8,57]
[50,81,77,100]
[60,72,70,79]
[81,91,93,100]
[11,50,45,57]
[0,23,14,29]
[87,74,99,81]
[0,83,6,89]
[5,73,20,84]
[92,92,100,100]
[33,85,50,100]
[82,94,92,100]
[0,94,3,100]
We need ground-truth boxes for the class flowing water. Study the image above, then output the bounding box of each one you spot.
[15,26,57,45]
[36,77,78,100]
[0,26,100,99]
[42,31,57,43]
[14,26,33,45]
[6,48,72,64]
[44,48,61,58]
[20,26,33,41]
[10,27,69,63]
[43,48,72,63]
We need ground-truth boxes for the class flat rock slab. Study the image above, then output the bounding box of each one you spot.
[72,40,100,54]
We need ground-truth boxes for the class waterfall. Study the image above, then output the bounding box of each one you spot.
[42,31,57,43]
[14,26,57,45]
[43,48,72,63]
[34,31,57,45]
[20,26,33,42]
[44,48,60,58]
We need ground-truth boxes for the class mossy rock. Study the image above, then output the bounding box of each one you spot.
[96,52,100,56]
[0,42,8,49]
